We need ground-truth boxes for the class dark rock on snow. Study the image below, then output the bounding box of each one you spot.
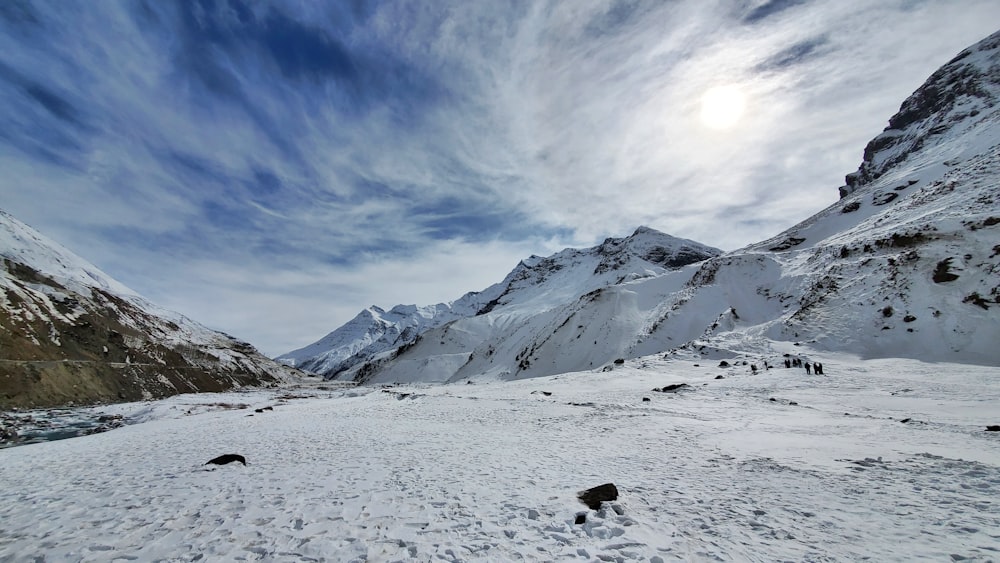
[578,483,619,510]
[206,454,247,466]
[653,383,688,393]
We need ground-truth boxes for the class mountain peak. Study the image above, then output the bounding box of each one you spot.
[840,29,1000,197]
[630,225,661,237]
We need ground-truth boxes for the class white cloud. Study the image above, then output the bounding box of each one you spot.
[2,0,999,354]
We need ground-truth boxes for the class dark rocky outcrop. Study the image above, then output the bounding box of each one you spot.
[933,258,960,283]
[769,237,806,251]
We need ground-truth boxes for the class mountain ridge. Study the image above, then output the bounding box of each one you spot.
[290,29,1000,383]
[277,226,722,378]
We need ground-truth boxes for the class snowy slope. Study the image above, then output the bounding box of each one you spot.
[689,28,1000,364]
[643,29,1000,365]
[0,209,301,408]
[1,356,998,561]
[329,30,1000,385]
[280,227,720,379]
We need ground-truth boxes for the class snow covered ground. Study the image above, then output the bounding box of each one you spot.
[1,352,998,562]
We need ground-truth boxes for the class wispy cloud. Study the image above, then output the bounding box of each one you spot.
[1,0,998,354]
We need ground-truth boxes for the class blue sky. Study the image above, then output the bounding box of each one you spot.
[1,0,998,356]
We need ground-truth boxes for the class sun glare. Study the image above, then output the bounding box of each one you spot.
[700,85,746,130]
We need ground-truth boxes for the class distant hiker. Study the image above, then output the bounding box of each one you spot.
[805,363,812,375]
[816,363,824,375]
[751,364,758,373]
[784,359,791,369]
[763,361,770,370]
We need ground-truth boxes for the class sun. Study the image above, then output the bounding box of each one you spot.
[699,85,746,130]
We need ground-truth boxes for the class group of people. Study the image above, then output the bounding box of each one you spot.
[785,357,824,374]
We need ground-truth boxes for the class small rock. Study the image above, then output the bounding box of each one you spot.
[900,418,912,424]
[986,425,1000,432]
[527,509,540,520]
[715,375,724,380]
[788,401,798,406]
[653,383,688,393]
[718,361,729,367]
[642,397,651,402]
[575,513,587,525]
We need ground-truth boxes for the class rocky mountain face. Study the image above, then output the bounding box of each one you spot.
[0,210,300,408]
[295,29,1000,385]
[278,227,721,379]
[841,29,1000,197]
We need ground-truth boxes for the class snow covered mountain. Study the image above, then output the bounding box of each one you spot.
[277,227,722,379]
[0,209,300,408]
[290,29,1000,384]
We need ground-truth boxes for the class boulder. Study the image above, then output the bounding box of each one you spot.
[206,454,246,466]
[578,483,619,510]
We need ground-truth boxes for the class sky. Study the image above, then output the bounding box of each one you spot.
[1,0,998,357]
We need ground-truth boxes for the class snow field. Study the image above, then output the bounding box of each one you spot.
[1,353,999,561]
